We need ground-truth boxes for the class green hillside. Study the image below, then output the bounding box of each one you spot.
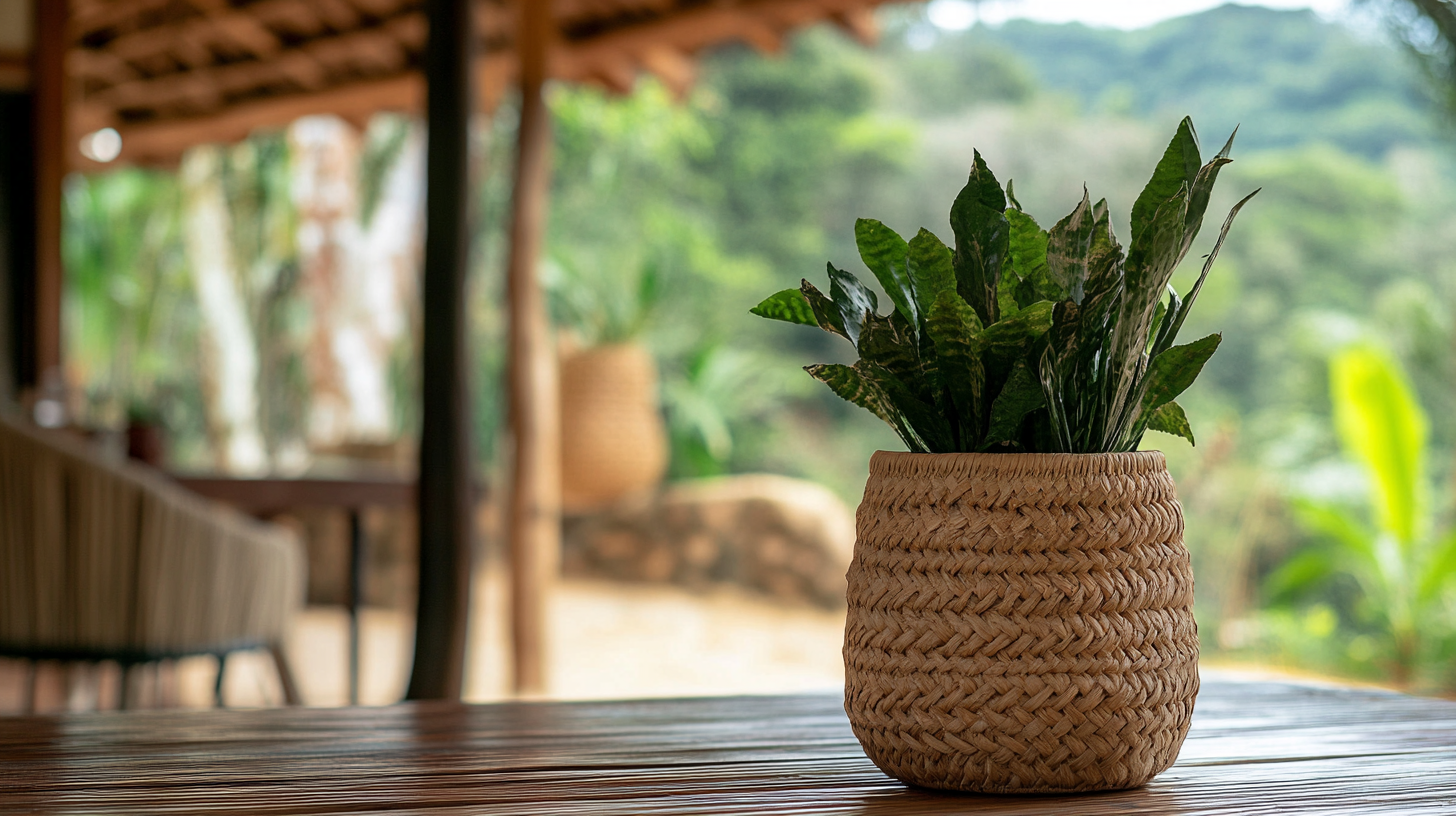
[890,3,1438,157]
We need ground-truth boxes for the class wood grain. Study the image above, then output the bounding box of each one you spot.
[2,679,1455,814]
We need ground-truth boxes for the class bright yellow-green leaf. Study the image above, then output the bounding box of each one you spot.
[1330,346,1427,547]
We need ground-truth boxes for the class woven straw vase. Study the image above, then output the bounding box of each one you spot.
[560,343,669,511]
[843,450,1198,794]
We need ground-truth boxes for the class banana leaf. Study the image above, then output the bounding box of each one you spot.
[1331,346,1427,548]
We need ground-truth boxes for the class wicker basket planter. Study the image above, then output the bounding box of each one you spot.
[559,342,669,511]
[843,450,1198,794]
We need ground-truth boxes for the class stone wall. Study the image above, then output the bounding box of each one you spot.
[562,474,856,609]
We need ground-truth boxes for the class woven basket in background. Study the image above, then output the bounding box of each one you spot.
[844,450,1198,793]
[559,343,668,511]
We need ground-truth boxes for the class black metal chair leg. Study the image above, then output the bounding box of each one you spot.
[348,508,364,706]
[214,653,227,708]
[118,662,134,711]
[268,643,301,706]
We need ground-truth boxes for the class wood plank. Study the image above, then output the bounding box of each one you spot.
[0,680,1454,814]
[405,0,473,703]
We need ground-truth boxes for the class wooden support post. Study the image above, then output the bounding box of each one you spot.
[30,0,67,394]
[505,0,559,697]
[405,0,474,702]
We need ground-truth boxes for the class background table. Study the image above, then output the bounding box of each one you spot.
[3,677,1455,814]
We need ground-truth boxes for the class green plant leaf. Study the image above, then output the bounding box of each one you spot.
[907,228,955,323]
[949,150,1009,325]
[750,288,817,326]
[858,309,924,399]
[1157,188,1260,356]
[805,362,919,450]
[1112,187,1189,436]
[1180,126,1238,253]
[1144,401,1194,445]
[1150,285,1180,354]
[977,300,1054,354]
[1005,209,1055,311]
[926,288,985,446]
[1292,498,1379,570]
[1263,548,1341,606]
[1045,189,1095,304]
[1417,530,1456,605]
[1131,116,1201,246]
[1330,345,1427,547]
[979,299,1056,404]
[1141,333,1221,414]
[855,218,916,327]
[799,280,848,339]
[1124,185,1189,308]
[861,360,954,452]
[982,359,1043,449]
[826,262,877,346]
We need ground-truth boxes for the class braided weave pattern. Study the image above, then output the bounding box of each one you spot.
[843,451,1198,793]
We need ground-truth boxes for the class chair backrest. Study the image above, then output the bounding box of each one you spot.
[0,414,304,658]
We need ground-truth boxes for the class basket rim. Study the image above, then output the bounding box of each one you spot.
[867,449,1168,479]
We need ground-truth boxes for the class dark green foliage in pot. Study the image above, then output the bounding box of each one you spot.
[752,117,1258,453]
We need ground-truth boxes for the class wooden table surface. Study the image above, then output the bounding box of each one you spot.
[3,678,1455,815]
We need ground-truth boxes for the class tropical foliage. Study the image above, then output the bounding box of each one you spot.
[752,118,1256,454]
[1275,346,1456,685]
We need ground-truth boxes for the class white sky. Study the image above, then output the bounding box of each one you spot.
[925,0,1352,30]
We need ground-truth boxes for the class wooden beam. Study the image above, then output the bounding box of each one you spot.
[30,0,67,392]
[641,46,696,99]
[552,0,818,80]
[831,9,880,46]
[505,0,559,697]
[86,73,421,166]
[87,15,424,115]
[405,0,474,702]
[591,55,638,96]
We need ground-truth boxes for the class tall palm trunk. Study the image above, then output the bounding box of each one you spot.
[290,115,420,450]
[180,146,268,473]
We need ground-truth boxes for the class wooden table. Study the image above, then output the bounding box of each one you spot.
[3,678,1454,814]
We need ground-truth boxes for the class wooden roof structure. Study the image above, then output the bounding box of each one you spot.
[71,0,883,165]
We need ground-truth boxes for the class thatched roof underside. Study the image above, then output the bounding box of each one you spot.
[72,0,894,165]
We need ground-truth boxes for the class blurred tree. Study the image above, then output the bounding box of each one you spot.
[62,169,200,437]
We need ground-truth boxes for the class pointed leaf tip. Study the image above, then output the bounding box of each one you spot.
[1217,124,1239,159]
[750,288,817,326]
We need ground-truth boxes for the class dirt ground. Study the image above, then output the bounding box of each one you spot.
[289,571,848,707]
[0,571,847,712]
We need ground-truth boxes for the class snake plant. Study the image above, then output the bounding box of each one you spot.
[752,117,1257,453]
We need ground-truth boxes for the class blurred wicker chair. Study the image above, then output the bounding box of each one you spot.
[0,413,305,709]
